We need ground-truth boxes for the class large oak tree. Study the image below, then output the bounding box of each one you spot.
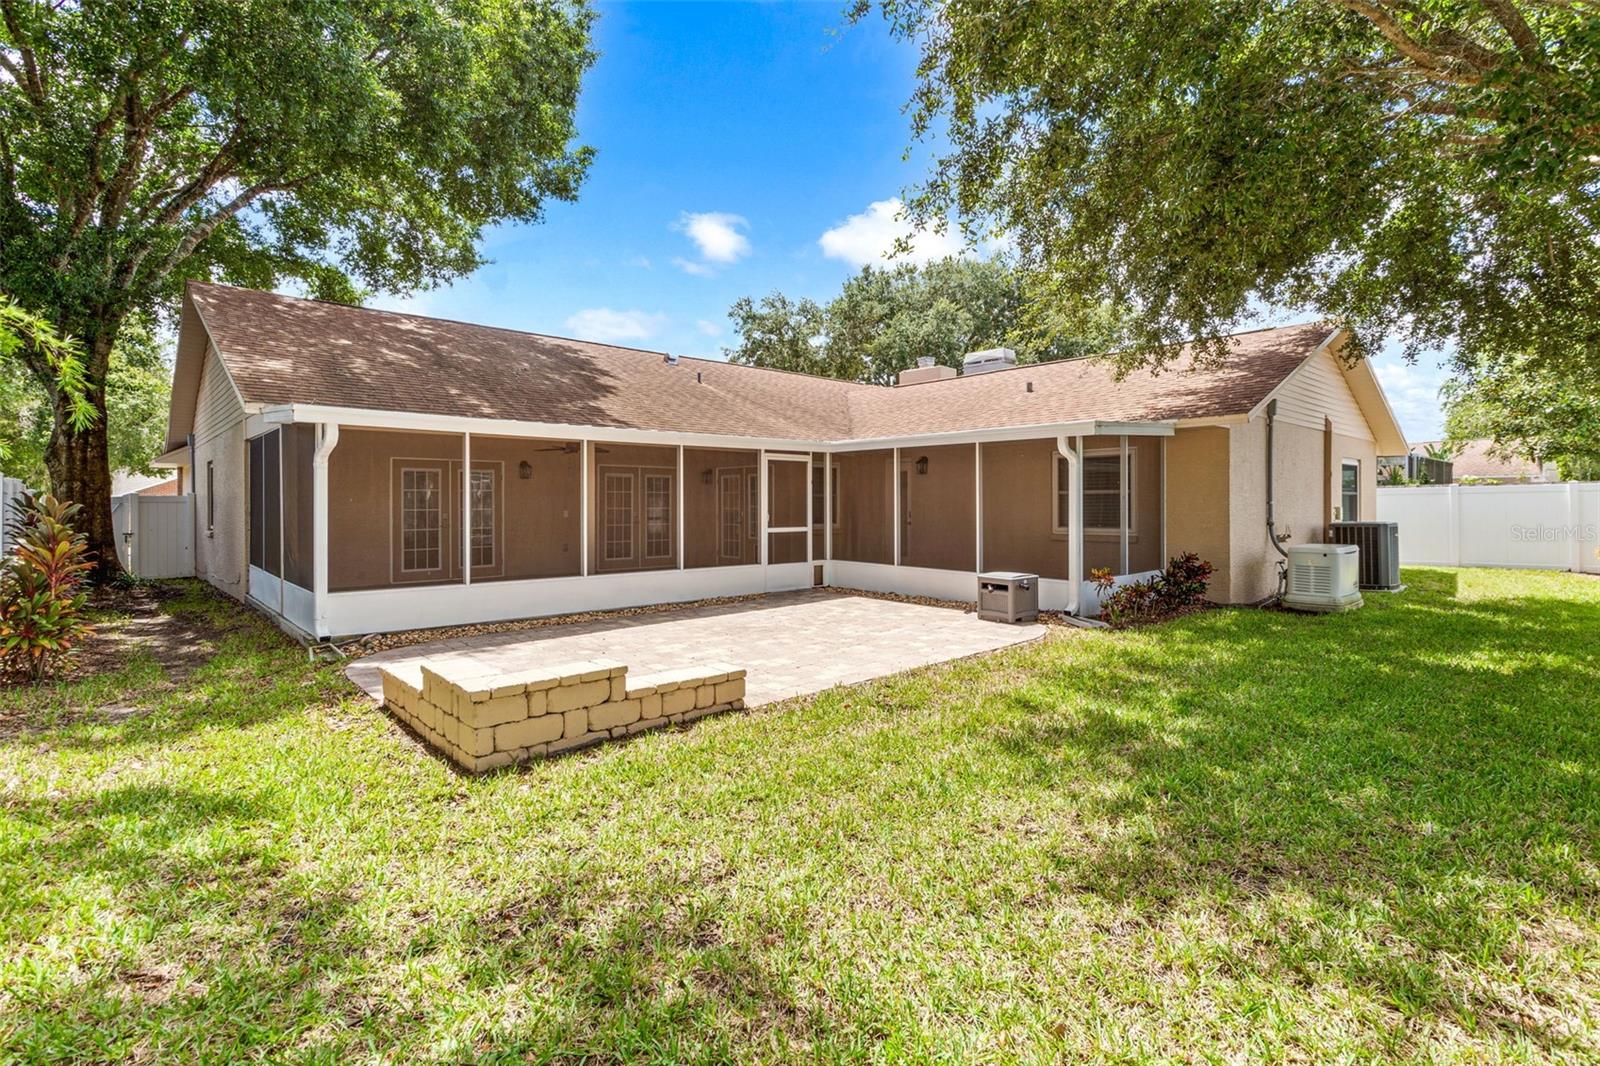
[869,0,1600,382]
[726,256,1116,384]
[1,0,594,576]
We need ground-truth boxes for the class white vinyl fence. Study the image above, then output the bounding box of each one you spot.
[1377,483,1600,573]
[0,476,31,557]
[111,492,195,578]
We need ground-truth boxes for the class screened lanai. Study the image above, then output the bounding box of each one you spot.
[245,414,1168,638]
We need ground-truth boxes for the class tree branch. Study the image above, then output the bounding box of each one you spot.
[1482,0,1545,62]
[0,0,45,105]
[1330,0,1486,86]
[142,125,248,229]
[125,175,313,291]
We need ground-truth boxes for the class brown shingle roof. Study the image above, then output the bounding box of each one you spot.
[185,283,1335,442]
[1416,439,1549,481]
[844,322,1332,438]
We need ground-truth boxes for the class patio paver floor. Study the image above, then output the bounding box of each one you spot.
[346,590,1048,708]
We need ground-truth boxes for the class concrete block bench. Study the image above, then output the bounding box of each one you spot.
[378,657,746,772]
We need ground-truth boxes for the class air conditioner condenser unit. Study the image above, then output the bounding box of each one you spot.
[1281,544,1363,613]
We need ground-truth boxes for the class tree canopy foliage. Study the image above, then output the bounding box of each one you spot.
[1,315,168,486]
[0,297,95,450]
[1,0,595,572]
[1443,358,1600,479]
[725,257,1117,384]
[869,0,1600,382]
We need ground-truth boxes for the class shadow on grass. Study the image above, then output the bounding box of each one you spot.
[1,779,366,1063]
[977,567,1600,1054]
[0,580,353,752]
[5,568,1598,1061]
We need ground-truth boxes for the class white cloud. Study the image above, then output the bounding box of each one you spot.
[818,198,967,268]
[696,319,723,337]
[674,211,751,270]
[671,256,716,278]
[563,307,667,344]
[626,254,652,269]
[1369,347,1452,443]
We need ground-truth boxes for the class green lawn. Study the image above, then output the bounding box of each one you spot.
[2,570,1597,1063]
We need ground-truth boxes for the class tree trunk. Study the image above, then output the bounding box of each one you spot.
[46,332,123,583]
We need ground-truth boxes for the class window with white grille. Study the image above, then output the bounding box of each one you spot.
[603,471,634,562]
[1055,449,1135,535]
[719,472,743,560]
[401,468,442,572]
[644,472,673,560]
[469,468,494,568]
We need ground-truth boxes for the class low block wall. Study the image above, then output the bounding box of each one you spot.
[378,657,746,772]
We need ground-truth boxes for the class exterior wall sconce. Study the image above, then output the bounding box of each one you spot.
[701,468,714,484]
[915,456,929,475]
[518,460,532,480]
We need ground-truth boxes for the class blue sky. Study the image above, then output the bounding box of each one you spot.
[370,1,1452,441]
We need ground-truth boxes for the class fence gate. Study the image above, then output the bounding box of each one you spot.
[110,492,195,578]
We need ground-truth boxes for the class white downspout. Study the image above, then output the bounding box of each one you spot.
[312,422,340,639]
[462,432,472,586]
[1055,435,1082,615]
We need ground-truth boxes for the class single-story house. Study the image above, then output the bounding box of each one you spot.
[157,282,1407,640]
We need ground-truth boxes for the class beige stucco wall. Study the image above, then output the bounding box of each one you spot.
[1163,428,1234,601]
[1220,417,1379,604]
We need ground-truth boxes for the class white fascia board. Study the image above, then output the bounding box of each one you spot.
[261,404,1175,453]
[826,420,1175,452]
[1173,415,1247,429]
[261,403,826,451]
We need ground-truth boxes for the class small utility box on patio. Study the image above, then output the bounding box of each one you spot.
[977,572,1039,624]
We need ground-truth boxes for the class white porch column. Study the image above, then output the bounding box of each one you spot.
[805,452,814,564]
[277,429,286,616]
[1160,437,1168,562]
[758,449,768,566]
[892,447,901,567]
[312,422,340,638]
[462,432,472,586]
[677,444,686,570]
[823,452,833,564]
[580,440,590,576]
[974,442,983,572]
[1055,435,1083,615]
[1120,434,1130,574]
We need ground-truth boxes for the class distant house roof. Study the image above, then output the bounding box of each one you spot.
[168,282,1403,450]
[1418,439,1553,482]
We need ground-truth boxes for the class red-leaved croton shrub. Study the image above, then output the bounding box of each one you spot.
[1092,552,1215,628]
[0,493,94,683]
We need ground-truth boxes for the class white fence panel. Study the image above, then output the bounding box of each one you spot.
[111,492,195,578]
[0,476,30,556]
[1378,483,1600,573]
